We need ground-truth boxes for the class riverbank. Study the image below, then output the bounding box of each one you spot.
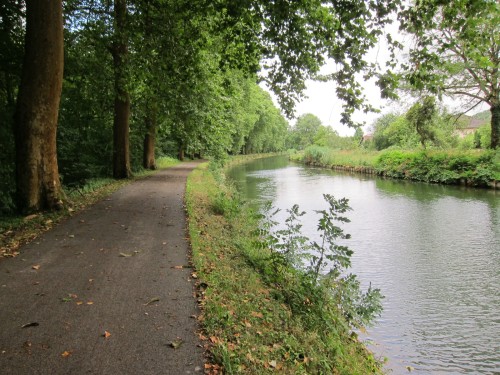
[291,146,500,189]
[185,156,384,374]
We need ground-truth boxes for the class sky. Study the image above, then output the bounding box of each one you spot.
[262,17,489,137]
[262,21,404,137]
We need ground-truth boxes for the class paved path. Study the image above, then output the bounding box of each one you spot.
[0,162,205,374]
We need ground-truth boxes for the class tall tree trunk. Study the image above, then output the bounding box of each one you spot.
[491,103,499,149]
[178,144,185,161]
[143,102,157,170]
[13,0,64,213]
[111,0,131,178]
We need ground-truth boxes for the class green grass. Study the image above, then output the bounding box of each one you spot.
[291,146,379,168]
[186,159,383,374]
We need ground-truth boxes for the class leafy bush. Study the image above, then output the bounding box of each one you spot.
[376,149,497,186]
[258,194,383,329]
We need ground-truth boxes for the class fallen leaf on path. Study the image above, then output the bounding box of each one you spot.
[172,265,183,269]
[21,322,39,328]
[103,331,111,339]
[76,301,83,305]
[68,235,75,238]
[61,351,71,357]
[32,265,40,270]
[144,297,160,306]
[191,273,198,279]
[69,294,78,299]
[86,301,94,305]
[169,339,183,349]
[119,252,133,257]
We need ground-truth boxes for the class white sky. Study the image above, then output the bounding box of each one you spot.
[263,16,489,137]
[262,21,405,136]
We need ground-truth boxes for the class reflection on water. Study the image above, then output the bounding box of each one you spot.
[229,156,500,374]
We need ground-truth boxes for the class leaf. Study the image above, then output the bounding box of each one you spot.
[169,339,183,349]
[32,265,40,270]
[103,331,111,339]
[61,297,72,303]
[172,265,184,269]
[119,252,133,257]
[269,360,277,368]
[76,301,83,305]
[21,322,39,328]
[61,351,71,357]
[144,297,160,306]
[250,311,263,318]
[86,301,94,305]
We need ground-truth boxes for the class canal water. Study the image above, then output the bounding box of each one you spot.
[228,155,500,374]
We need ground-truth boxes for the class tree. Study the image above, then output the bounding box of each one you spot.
[406,96,437,149]
[0,0,24,212]
[13,0,65,212]
[399,0,500,148]
[111,0,131,178]
[293,113,322,149]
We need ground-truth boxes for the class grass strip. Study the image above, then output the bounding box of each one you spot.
[186,158,383,374]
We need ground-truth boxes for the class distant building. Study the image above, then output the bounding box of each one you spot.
[455,116,488,138]
[362,134,373,142]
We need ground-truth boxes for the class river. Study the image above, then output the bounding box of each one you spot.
[228,155,500,374]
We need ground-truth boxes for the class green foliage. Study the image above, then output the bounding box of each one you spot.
[186,161,384,373]
[376,149,498,185]
[259,195,383,329]
[0,0,24,213]
[399,0,500,148]
[406,96,438,148]
[301,146,379,168]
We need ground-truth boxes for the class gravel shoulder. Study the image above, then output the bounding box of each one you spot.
[0,161,205,374]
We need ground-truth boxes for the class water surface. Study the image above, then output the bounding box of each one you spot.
[229,156,500,374]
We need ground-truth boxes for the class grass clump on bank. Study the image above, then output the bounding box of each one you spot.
[186,157,383,374]
[0,156,179,258]
[291,146,378,169]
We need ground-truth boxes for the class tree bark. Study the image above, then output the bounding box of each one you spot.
[13,0,64,213]
[178,145,185,161]
[143,103,157,170]
[491,103,499,149]
[111,0,131,178]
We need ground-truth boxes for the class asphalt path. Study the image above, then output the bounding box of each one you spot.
[0,161,205,374]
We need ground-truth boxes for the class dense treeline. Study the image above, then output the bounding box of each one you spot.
[1,0,398,214]
[2,0,498,213]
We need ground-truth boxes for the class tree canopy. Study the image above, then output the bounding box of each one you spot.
[1,0,404,213]
[398,0,500,148]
